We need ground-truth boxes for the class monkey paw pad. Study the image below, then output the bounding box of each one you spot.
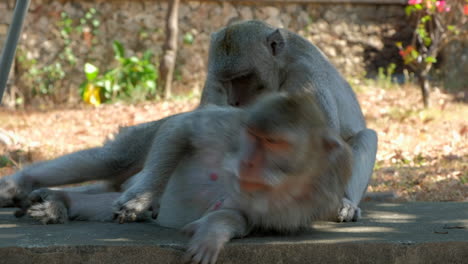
[27,200,68,224]
[337,198,361,222]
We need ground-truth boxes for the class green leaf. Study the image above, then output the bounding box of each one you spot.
[416,26,427,39]
[425,56,437,63]
[405,6,414,16]
[183,32,194,45]
[129,56,140,63]
[421,15,431,23]
[423,37,432,47]
[84,63,99,81]
[92,19,100,27]
[145,80,156,90]
[143,50,153,61]
[112,41,125,59]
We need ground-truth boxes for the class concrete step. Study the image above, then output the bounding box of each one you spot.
[0,202,467,264]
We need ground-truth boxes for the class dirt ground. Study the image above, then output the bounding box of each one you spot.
[0,85,467,202]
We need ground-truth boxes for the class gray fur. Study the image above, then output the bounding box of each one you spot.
[200,20,378,221]
[113,93,352,264]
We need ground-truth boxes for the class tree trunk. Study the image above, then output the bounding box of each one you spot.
[159,0,179,99]
[418,74,430,108]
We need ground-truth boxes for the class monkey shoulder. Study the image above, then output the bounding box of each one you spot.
[185,106,245,146]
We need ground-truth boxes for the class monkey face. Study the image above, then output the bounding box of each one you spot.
[207,21,284,107]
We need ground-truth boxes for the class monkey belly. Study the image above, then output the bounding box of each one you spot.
[156,157,227,229]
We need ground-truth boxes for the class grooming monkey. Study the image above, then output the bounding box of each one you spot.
[199,20,377,221]
[21,92,352,264]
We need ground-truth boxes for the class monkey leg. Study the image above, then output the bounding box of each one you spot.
[114,116,191,223]
[0,146,136,210]
[339,128,378,222]
[1,118,169,214]
[27,188,123,224]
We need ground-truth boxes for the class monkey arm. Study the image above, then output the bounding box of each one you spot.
[182,208,249,264]
[114,115,193,223]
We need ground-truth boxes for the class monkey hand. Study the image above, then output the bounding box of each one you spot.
[113,191,153,224]
[182,218,231,264]
[337,197,361,222]
[26,188,68,224]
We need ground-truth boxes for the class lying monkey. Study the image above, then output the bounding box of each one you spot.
[1,93,351,264]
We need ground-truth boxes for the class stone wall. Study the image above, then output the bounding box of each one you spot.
[0,0,465,105]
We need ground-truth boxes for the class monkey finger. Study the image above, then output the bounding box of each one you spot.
[182,250,196,263]
[112,213,119,221]
[130,213,137,222]
[152,211,158,219]
[209,248,220,264]
[191,245,208,264]
[118,214,126,224]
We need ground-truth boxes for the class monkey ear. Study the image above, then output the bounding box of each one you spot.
[267,29,285,56]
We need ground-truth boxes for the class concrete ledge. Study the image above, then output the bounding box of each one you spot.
[1,202,467,264]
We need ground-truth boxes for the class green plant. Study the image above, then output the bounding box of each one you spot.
[0,155,13,168]
[81,41,158,105]
[377,63,397,89]
[15,9,101,105]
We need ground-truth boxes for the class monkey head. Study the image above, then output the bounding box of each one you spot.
[228,93,345,214]
[207,20,288,107]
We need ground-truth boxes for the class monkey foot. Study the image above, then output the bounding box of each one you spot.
[113,193,153,224]
[27,189,68,224]
[337,198,361,222]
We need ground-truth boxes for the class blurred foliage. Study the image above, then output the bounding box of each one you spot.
[14,9,101,106]
[80,41,158,105]
[376,63,397,89]
[397,0,468,107]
